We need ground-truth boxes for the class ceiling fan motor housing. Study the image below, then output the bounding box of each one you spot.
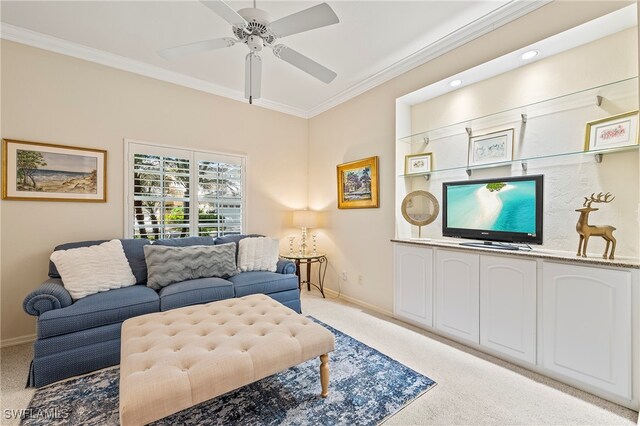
[233,8,275,47]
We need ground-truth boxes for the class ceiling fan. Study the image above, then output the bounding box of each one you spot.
[158,0,340,104]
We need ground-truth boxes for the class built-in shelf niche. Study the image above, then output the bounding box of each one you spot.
[397,77,638,177]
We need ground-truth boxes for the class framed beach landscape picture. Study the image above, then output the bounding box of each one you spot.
[2,139,107,202]
[336,156,379,209]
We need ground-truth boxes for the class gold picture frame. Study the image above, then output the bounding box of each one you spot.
[584,110,639,152]
[336,156,379,209]
[2,139,107,202]
[404,152,433,175]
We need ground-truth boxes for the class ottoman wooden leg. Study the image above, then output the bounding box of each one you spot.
[320,353,329,398]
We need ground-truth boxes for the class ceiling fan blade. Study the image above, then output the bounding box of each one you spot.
[273,44,337,84]
[269,3,339,38]
[200,0,248,28]
[245,53,262,103]
[158,37,236,60]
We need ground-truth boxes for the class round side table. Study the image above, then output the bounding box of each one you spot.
[281,253,328,298]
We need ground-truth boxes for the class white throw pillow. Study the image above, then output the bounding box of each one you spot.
[50,239,137,300]
[237,237,279,272]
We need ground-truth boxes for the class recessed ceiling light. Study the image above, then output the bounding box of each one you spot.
[521,50,539,60]
[449,79,463,87]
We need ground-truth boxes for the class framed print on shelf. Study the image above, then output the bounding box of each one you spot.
[336,156,379,209]
[584,110,639,152]
[468,128,514,167]
[404,152,433,175]
[2,139,107,202]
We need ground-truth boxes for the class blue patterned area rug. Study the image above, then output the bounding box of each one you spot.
[21,318,435,425]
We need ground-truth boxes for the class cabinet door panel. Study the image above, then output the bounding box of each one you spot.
[480,256,536,364]
[435,250,479,343]
[542,262,631,399]
[394,245,433,327]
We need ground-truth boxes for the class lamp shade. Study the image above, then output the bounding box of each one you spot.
[293,210,318,228]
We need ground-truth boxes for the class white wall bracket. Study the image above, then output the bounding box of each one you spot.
[423,174,431,181]
[521,114,528,123]
[466,127,473,136]
[423,137,430,145]
[595,153,603,163]
[521,162,528,171]
[596,95,604,107]
[466,169,472,176]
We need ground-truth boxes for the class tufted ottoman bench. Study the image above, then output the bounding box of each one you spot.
[119,294,335,426]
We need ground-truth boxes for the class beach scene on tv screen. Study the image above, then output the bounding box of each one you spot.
[447,180,536,234]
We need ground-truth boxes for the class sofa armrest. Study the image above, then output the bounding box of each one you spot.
[23,278,73,316]
[276,258,296,275]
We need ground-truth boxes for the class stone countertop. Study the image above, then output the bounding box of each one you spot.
[391,238,640,269]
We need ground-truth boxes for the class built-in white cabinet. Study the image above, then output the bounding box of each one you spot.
[435,250,480,344]
[393,244,433,327]
[542,262,632,399]
[480,255,537,364]
[392,241,639,409]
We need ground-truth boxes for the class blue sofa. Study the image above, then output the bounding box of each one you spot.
[22,235,299,387]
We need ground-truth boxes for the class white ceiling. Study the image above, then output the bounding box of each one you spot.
[0,1,545,117]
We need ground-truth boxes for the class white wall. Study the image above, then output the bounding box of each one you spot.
[307,1,635,315]
[0,41,309,342]
[404,28,638,257]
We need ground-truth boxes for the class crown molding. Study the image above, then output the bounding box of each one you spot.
[306,0,551,118]
[0,23,309,118]
[1,0,548,119]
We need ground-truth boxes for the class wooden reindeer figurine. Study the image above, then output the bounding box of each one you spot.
[575,192,616,259]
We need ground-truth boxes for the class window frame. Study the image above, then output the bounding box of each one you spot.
[123,139,247,239]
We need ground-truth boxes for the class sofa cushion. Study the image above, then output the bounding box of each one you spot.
[48,239,151,284]
[228,271,299,297]
[121,239,152,284]
[50,240,138,300]
[37,285,159,339]
[144,243,237,290]
[154,236,216,247]
[214,234,262,258]
[238,237,279,272]
[158,277,234,311]
[49,240,107,278]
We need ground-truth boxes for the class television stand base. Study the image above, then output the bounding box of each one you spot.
[460,241,521,251]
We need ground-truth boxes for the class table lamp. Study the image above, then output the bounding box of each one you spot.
[293,210,318,256]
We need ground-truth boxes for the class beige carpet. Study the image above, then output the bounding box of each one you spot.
[1,290,637,425]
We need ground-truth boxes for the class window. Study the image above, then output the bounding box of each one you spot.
[126,141,245,239]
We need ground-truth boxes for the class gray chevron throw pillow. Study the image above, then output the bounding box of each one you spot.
[144,243,237,290]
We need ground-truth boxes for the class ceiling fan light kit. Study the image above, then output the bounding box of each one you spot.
[158,0,340,104]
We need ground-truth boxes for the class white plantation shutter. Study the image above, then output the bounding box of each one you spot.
[126,142,245,239]
[197,153,243,237]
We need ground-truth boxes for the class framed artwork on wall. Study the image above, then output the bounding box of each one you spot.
[468,128,514,167]
[404,153,433,175]
[2,139,107,202]
[584,110,639,151]
[336,156,379,209]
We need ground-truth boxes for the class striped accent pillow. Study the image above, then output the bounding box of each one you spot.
[144,243,237,290]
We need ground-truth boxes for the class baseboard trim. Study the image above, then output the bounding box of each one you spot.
[323,288,393,318]
[1,334,35,348]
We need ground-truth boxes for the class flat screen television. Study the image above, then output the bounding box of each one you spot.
[442,175,543,245]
